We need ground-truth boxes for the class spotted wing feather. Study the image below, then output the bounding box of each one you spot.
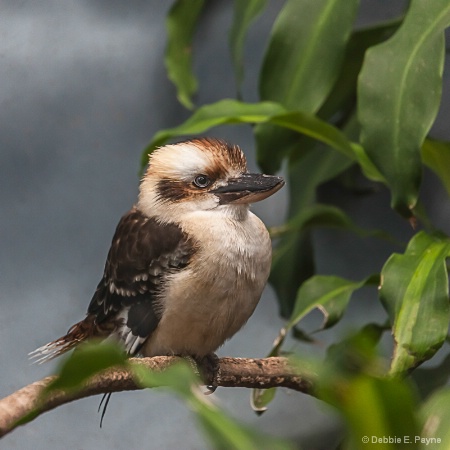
[31,208,196,362]
[88,208,196,354]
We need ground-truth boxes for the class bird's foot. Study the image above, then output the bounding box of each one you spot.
[179,353,219,394]
[195,353,220,394]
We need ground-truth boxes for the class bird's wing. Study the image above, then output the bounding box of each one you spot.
[88,207,196,354]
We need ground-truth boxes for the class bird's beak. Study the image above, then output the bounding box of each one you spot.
[211,173,285,205]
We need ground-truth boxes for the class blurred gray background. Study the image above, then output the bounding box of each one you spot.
[1,1,448,449]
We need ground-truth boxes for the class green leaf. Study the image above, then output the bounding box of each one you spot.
[270,204,388,240]
[134,361,293,450]
[264,112,383,179]
[256,0,359,175]
[141,100,381,181]
[270,145,353,318]
[288,275,368,330]
[229,0,267,93]
[324,324,386,376]
[421,138,450,197]
[270,276,380,359]
[270,113,355,159]
[421,388,450,448]
[270,203,392,317]
[318,330,419,450]
[250,388,277,415]
[270,229,315,320]
[165,0,205,109]
[333,376,419,450]
[259,0,359,112]
[256,113,383,181]
[379,231,450,377]
[45,341,128,393]
[358,0,450,216]
[195,399,293,450]
[318,18,403,121]
[132,359,198,395]
[141,100,286,167]
[256,111,371,174]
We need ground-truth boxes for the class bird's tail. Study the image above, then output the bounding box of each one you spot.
[29,316,95,364]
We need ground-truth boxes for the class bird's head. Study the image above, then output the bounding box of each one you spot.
[138,138,284,222]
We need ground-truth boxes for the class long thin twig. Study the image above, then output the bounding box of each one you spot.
[0,356,315,438]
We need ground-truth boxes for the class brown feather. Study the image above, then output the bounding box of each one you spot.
[29,315,106,363]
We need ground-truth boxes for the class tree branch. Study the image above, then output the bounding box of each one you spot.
[0,356,315,438]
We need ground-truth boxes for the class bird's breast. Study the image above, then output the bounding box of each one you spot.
[141,210,272,357]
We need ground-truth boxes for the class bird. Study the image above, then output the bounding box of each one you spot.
[30,137,284,366]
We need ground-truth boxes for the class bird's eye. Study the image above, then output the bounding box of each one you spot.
[193,174,211,188]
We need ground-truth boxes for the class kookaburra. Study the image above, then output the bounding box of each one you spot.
[31,138,284,363]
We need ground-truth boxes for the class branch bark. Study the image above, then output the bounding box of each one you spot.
[0,356,315,438]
